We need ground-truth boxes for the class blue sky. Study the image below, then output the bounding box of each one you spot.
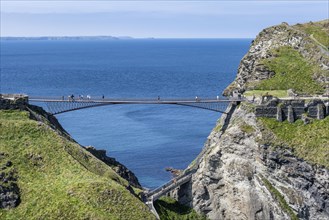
[0,1,328,38]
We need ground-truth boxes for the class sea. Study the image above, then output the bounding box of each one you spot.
[0,39,251,189]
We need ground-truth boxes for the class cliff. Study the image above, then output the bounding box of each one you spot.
[172,20,329,220]
[0,99,155,219]
[224,20,329,96]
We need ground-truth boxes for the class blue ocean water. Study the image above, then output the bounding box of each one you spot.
[0,39,251,188]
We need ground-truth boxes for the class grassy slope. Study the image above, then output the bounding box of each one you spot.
[256,46,324,94]
[294,20,329,49]
[244,90,288,98]
[154,197,206,220]
[259,117,329,168]
[0,110,154,220]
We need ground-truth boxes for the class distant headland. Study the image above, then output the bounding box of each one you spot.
[0,36,138,41]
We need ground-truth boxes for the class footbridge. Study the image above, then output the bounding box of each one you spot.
[145,173,193,202]
[144,172,193,219]
[29,96,243,115]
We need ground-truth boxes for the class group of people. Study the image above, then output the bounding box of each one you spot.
[64,94,99,101]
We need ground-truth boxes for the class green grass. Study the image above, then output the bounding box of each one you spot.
[213,123,222,132]
[154,196,207,220]
[256,46,325,95]
[295,20,329,48]
[259,175,298,220]
[244,90,288,98]
[0,110,154,220]
[240,122,255,134]
[259,117,329,168]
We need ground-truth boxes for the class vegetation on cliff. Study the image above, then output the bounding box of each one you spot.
[294,20,329,49]
[224,19,329,96]
[259,175,298,220]
[0,110,154,219]
[259,116,329,168]
[154,196,206,220]
[256,46,325,94]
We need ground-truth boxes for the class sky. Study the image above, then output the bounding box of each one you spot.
[0,0,328,38]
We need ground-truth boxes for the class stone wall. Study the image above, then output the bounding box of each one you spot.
[255,98,329,122]
[0,94,29,110]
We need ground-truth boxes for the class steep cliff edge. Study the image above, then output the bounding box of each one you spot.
[224,20,329,96]
[174,104,328,219]
[0,99,154,219]
[173,20,329,220]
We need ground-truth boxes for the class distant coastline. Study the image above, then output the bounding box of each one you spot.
[0,36,138,41]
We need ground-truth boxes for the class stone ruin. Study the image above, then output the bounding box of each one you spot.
[255,96,329,122]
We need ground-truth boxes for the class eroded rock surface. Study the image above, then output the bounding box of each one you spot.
[85,146,142,189]
[223,22,329,96]
[173,105,329,220]
[0,153,20,209]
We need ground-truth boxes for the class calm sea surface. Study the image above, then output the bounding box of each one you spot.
[1,39,251,188]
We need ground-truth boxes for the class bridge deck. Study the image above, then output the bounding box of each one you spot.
[28,97,240,115]
[29,97,234,104]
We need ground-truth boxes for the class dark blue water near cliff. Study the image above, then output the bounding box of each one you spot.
[1,39,251,188]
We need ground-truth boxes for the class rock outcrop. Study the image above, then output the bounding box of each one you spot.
[85,146,142,189]
[173,105,329,220]
[223,21,329,96]
[172,20,329,220]
[0,153,20,209]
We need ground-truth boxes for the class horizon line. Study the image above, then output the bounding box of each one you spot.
[0,36,254,39]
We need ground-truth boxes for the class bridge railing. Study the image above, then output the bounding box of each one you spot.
[28,96,238,102]
[147,174,192,201]
[146,171,194,197]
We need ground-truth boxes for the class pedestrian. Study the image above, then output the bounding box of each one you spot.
[102,94,105,100]
[216,95,219,100]
[157,96,160,101]
[195,96,198,101]
[62,96,64,101]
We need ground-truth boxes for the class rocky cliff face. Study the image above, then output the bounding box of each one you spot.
[174,105,328,219]
[85,146,142,189]
[223,21,329,96]
[173,20,329,220]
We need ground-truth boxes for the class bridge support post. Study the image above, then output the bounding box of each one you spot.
[146,199,160,220]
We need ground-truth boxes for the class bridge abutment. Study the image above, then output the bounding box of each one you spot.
[0,94,29,110]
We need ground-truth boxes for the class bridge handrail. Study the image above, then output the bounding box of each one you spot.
[28,96,244,103]
[146,172,193,197]
[148,174,192,201]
